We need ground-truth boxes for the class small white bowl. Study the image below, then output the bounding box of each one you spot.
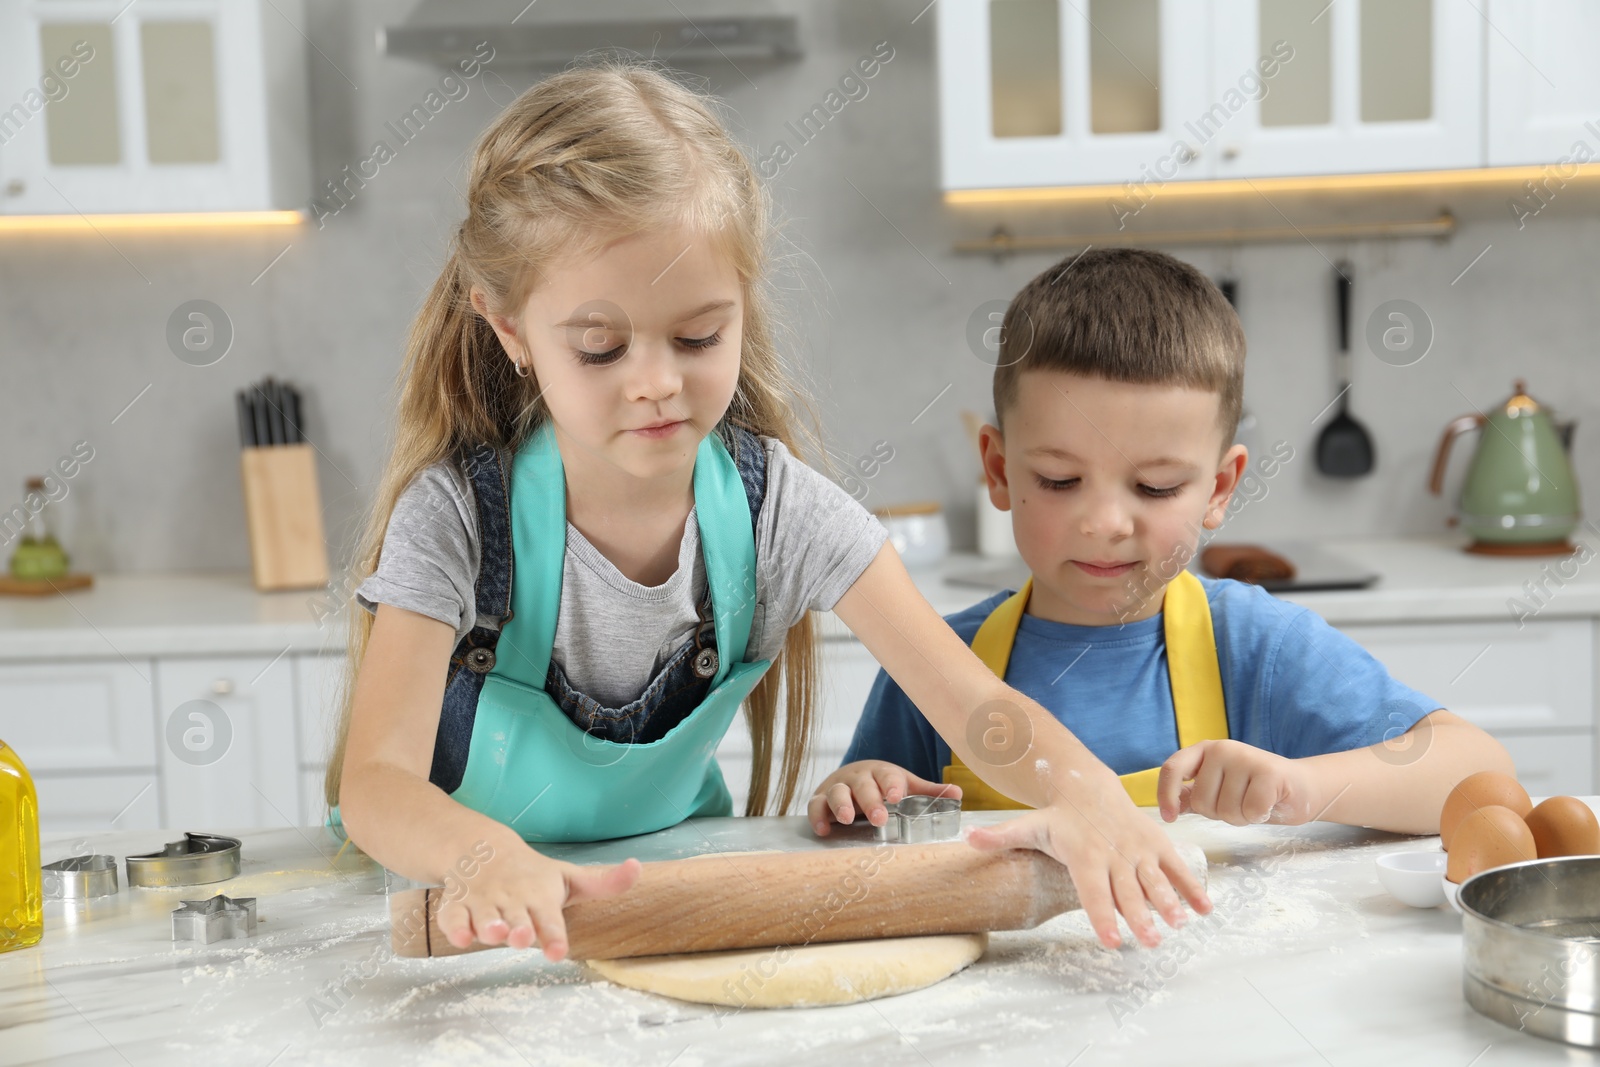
[1443,877,1465,914]
[1376,850,1449,908]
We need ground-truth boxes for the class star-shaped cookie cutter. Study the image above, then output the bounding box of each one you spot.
[171,893,257,944]
[872,795,961,843]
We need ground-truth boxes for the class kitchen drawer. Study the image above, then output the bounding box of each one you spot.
[155,656,299,829]
[32,772,161,834]
[294,652,346,767]
[0,659,156,771]
[1495,731,1594,797]
[1336,619,1593,731]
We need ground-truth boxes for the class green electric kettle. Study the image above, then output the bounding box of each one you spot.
[1429,380,1580,555]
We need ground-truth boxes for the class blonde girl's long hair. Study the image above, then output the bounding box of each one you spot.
[323,59,824,821]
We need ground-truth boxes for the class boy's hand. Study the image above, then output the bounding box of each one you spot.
[964,764,1210,950]
[433,829,641,960]
[808,760,961,835]
[1157,739,1316,826]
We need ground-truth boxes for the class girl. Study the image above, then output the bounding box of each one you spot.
[328,60,1210,961]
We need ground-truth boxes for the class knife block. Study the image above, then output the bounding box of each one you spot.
[239,444,329,591]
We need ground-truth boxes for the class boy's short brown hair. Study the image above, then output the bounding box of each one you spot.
[992,248,1246,443]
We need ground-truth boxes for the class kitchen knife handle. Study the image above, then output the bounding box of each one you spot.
[285,385,303,444]
[250,387,270,450]
[235,391,254,448]
[265,379,286,446]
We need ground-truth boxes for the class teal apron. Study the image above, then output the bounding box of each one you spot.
[328,421,772,843]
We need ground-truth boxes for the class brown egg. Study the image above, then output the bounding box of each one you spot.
[1525,796,1600,858]
[1439,771,1532,849]
[1446,805,1537,884]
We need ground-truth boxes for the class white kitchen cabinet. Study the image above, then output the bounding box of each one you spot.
[31,772,161,834]
[0,0,310,215]
[937,0,1211,189]
[1208,0,1483,178]
[154,656,300,831]
[0,659,156,772]
[936,0,1483,191]
[1336,618,1593,731]
[293,652,343,770]
[1484,0,1600,166]
[1495,732,1594,800]
[300,767,328,829]
[0,659,162,833]
[294,652,344,827]
[1337,617,1595,793]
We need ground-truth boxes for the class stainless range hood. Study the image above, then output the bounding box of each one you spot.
[380,0,803,68]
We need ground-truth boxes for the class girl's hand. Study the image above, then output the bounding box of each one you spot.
[1157,739,1316,827]
[965,764,1211,950]
[807,760,961,836]
[433,832,642,960]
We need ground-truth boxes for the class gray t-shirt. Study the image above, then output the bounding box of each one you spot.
[355,436,887,708]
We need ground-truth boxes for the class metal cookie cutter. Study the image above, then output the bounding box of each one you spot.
[171,893,257,944]
[873,795,961,843]
[42,855,119,901]
[127,832,242,887]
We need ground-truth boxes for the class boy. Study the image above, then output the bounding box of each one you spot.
[812,248,1511,834]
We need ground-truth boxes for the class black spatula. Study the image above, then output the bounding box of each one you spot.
[1315,262,1375,477]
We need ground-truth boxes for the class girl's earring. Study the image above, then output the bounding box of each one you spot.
[513,356,531,379]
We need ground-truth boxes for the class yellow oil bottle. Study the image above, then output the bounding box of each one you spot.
[1,739,42,952]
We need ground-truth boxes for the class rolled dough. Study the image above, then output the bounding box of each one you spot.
[585,933,987,1009]
[582,849,985,1008]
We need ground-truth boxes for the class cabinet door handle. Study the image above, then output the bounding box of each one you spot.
[211,678,235,696]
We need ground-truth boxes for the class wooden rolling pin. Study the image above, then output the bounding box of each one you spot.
[390,840,1208,960]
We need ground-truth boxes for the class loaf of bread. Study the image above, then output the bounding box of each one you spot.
[1200,544,1296,585]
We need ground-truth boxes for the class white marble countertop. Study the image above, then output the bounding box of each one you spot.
[0,570,345,662]
[821,534,1600,637]
[2,809,1592,1066]
[3,536,1596,661]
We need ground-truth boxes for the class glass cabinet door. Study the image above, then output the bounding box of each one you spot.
[36,22,122,167]
[0,0,275,215]
[1207,0,1482,177]
[937,0,1489,191]
[139,19,222,166]
[939,0,1211,190]
[989,0,1062,138]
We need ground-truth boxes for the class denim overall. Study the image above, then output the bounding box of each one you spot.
[327,419,770,843]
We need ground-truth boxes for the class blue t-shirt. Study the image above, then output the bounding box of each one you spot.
[842,576,1442,780]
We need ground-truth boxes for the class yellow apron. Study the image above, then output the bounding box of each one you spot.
[942,570,1228,808]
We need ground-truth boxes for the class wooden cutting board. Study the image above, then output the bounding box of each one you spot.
[390,840,1209,960]
[0,573,93,596]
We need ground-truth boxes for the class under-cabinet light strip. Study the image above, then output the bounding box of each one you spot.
[943,164,1600,206]
[0,210,305,232]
